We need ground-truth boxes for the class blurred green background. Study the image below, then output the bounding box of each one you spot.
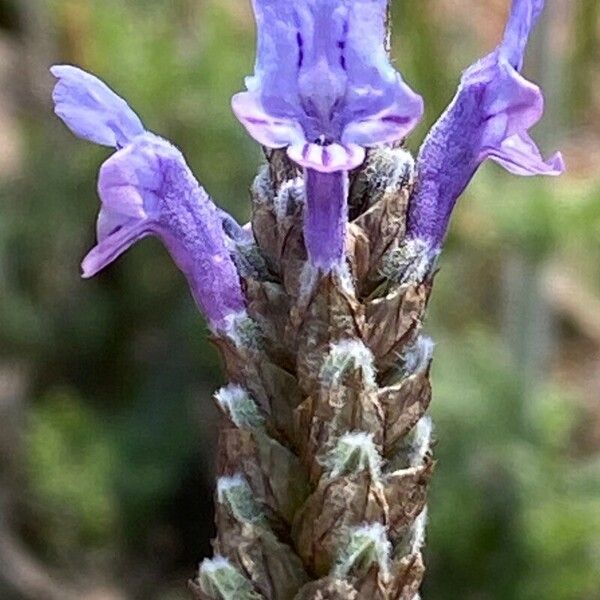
[0,0,598,598]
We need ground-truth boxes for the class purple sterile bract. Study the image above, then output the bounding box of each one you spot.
[406,0,564,250]
[232,0,423,173]
[51,66,245,330]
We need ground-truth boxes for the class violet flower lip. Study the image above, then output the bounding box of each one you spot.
[406,0,565,251]
[51,65,245,330]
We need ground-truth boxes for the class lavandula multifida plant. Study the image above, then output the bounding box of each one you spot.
[51,0,563,597]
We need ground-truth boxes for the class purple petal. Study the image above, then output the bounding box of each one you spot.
[500,0,545,69]
[476,60,543,140]
[231,91,305,148]
[234,0,423,165]
[340,0,424,143]
[341,90,424,147]
[303,168,348,270]
[51,65,145,147]
[248,0,305,113]
[287,141,365,172]
[86,134,245,328]
[82,219,151,278]
[343,0,395,87]
[484,133,565,176]
[81,134,162,277]
[97,136,163,223]
[405,0,563,250]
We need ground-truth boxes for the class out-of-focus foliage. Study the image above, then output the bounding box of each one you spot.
[426,328,600,600]
[26,390,119,552]
[0,0,599,598]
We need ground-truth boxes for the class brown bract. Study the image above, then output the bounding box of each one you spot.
[194,146,436,599]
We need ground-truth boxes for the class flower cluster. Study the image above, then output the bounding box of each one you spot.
[232,0,563,272]
[233,0,424,270]
[51,0,563,327]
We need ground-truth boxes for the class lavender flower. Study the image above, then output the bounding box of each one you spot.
[232,0,423,271]
[406,0,564,259]
[51,65,245,329]
[50,5,568,596]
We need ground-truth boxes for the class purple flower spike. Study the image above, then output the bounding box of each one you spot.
[406,0,564,252]
[51,66,245,330]
[233,0,423,271]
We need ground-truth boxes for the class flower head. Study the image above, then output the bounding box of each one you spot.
[406,0,564,250]
[232,0,423,173]
[51,66,245,329]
